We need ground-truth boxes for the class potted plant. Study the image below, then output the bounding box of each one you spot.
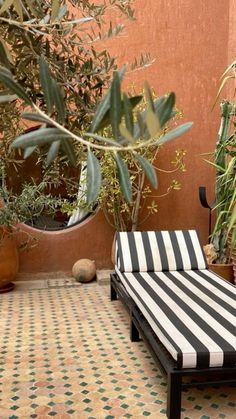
[0,1,193,273]
[202,100,235,283]
[0,0,150,205]
[0,163,62,292]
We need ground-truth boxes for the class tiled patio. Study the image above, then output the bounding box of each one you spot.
[0,279,235,419]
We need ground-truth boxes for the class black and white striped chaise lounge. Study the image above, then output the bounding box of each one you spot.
[110,230,236,419]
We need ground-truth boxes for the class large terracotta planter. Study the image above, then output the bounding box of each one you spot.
[208,262,234,284]
[0,228,19,292]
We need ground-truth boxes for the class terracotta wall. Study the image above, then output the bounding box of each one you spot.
[106,0,230,244]
[18,0,234,274]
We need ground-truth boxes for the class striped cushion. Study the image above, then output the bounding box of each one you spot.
[115,267,236,368]
[116,230,207,272]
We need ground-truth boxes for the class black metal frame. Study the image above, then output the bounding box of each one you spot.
[110,273,236,419]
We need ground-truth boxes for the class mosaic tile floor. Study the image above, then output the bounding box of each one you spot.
[0,281,235,419]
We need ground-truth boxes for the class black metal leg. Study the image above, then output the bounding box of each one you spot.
[167,372,182,419]
[130,314,140,342]
[110,281,117,301]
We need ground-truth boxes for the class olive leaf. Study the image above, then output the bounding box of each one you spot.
[135,154,157,188]
[86,149,102,205]
[110,71,122,140]
[12,127,71,149]
[157,122,193,145]
[113,153,132,202]
[51,0,61,22]
[46,141,61,165]
[39,56,54,114]
[123,92,134,135]
[61,139,77,166]
[0,0,14,15]
[0,66,31,105]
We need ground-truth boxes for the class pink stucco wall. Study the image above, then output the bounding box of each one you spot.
[18,0,234,274]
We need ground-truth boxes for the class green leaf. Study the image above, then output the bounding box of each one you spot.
[228,204,236,232]
[0,93,17,103]
[46,141,61,165]
[39,56,54,114]
[144,81,155,112]
[86,149,102,205]
[157,122,193,145]
[123,93,134,135]
[0,37,14,67]
[61,139,77,165]
[128,95,143,110]
[91,94,142,133]
[12,128,71,149]
[0,0,14,15]
[119,124,134,143]
[158,92,175,127]
[0,66,31,104]
[113,153,132,203]
[133,97,164,139]
[146,107,160,137]
[89,66,127,134]
[89,91,110,133]
[110,71,122,140]
[135,154,157,188]
[52,79,66,123]
[13,0,23,21]
[51,0,61,22]
[24,146,37,159]
[22,112,49,124]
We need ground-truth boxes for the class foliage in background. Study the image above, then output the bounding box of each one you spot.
[0,0,141,194]
[0,160,62,245]
[207,60,236,263]
[209,101,236,263]
[0,0,193,232]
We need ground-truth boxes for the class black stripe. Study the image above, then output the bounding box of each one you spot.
[116,233,125,272]
[142,232,154,271]
[183,230,198,269]
[155,232,168,271]
[197,270,236,303]
[127,232,139,271]
[121,272,184,367]
[149,272,236,360]
[136,272,211,368]
[169,231,184,270]
[186,270,236,315]
[165,271,235,335]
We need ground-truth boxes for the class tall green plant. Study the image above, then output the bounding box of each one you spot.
[208,102,236,263]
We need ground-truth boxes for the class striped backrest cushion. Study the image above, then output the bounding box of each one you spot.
[116,230,207,272]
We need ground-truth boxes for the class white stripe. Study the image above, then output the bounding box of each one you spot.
[161,231,177,270]
[140,271,225,367]
[203,269,236,297]
[134,232,147,271]
[175,230,192,270]
[189,270,236,310]
[159,271,236,348]
[189,230,206,269]
[119,233,132,271]
[115,267,197,368]
[148,231,162,271]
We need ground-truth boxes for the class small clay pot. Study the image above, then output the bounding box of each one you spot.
[72,259,96,283]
